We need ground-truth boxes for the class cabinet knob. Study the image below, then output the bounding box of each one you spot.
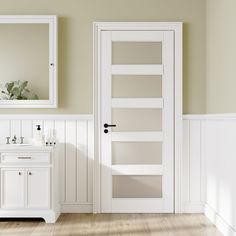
[29,172,32,175]
[18,172,21,175]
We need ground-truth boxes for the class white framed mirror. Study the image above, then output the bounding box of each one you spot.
[0,15,57,108]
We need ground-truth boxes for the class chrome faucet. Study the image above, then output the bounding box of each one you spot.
[6,137,10,144]
[12,135,17,144]
[20,137,24,144]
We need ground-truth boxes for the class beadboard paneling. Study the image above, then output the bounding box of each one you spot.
[182,119,204,213]
[204,119,236,234]
[1,114,205,214]
[184,114,236,235]
[0,115,94,213]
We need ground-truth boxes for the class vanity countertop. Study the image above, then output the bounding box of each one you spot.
[0,144,55,151]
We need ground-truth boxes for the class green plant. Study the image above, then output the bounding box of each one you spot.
[0,80,39,100]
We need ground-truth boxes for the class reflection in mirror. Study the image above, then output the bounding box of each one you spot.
[0,24,49,100]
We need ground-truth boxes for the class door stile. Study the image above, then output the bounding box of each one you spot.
[101,31,112,213]
[162,31,174,212]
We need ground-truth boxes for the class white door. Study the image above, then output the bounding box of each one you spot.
[1,168,24,209]
[26,168,50,209]
[100,30,174,213]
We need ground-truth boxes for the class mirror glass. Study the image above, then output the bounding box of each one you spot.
[0,24,49,100]
[0,16,57,108]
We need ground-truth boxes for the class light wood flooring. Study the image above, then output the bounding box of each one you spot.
[0,214,222,236]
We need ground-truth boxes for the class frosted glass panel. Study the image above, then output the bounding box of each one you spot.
[112,42,162,64]
[112,142,162,164]
[112,109,162,131]
[113,175,162,198]
[112,75,162,98]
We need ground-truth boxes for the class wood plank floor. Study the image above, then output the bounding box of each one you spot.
[0,214,222,236]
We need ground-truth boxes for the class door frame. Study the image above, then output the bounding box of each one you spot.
[93,22,183,213]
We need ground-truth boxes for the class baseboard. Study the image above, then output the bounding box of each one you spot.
[182,202,204,213]
[205,204,236,236]
[61,203,93,213]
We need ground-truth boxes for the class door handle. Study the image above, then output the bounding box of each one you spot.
[104,123,116,128]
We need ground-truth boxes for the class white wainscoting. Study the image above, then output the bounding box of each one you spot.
[0,115,94,213]
[0,114,205,214]
[184,114,236,236]
[182,117,205,213]
[2,112,236,234]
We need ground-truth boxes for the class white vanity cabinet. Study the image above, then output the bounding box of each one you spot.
[0,146,60,223]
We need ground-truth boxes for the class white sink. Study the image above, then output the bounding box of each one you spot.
[0,144,53,151]
[14,144,33,146]
[2,144,33,146]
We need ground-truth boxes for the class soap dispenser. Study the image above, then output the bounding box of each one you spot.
[35,125,43,144]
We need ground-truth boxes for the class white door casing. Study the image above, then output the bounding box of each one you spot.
[94,22,183,213]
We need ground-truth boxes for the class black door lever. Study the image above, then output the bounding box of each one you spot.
[104,123,117,128]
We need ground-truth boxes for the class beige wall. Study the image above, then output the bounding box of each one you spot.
[207,0,236,113]
[0,0,206,114]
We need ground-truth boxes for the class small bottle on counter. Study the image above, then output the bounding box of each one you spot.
[35,125,43,145]
[45,129,56,146]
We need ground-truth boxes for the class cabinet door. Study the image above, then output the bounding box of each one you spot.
[26,168,50,209]
[1,168,24,209]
